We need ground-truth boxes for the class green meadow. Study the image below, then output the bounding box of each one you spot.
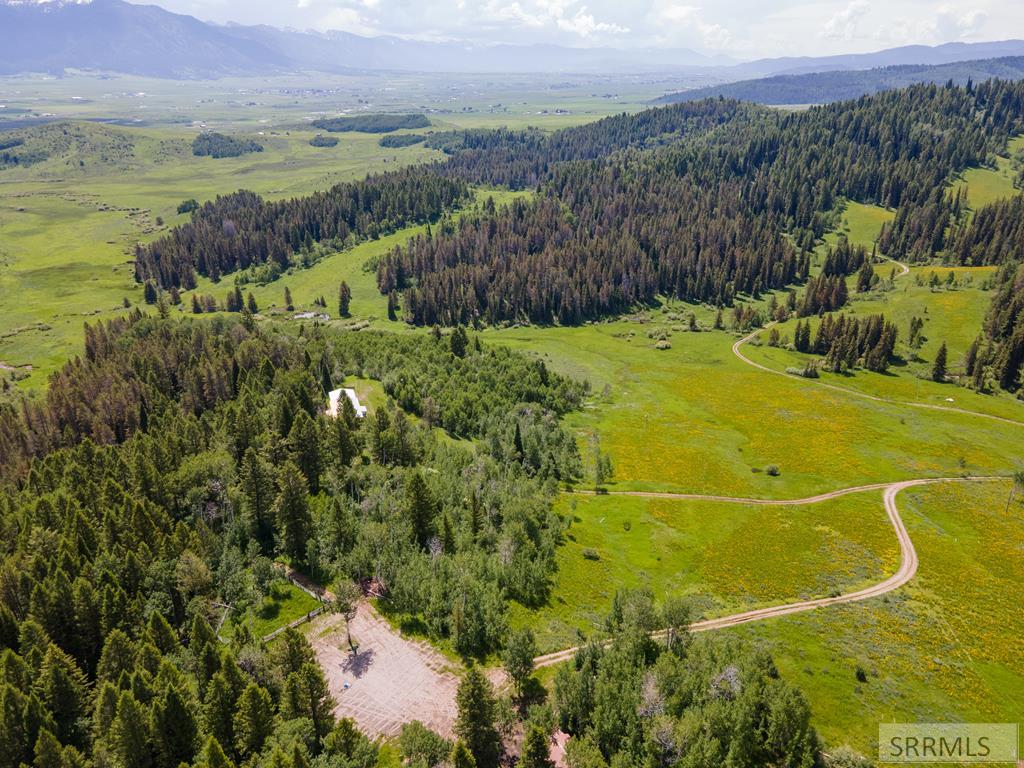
[222,580,322,642]
[491,321,1023,497]
[728,480,1024,754]
[511,490,901,652]
[0,122,444,388]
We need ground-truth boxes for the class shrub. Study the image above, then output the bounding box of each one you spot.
[582,548,600,561]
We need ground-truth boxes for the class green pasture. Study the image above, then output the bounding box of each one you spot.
[741,264,1024,422]
[728,480,1024,755]
[490,321,1023,497]
[952,135,1024,211]
[512,490,900,653]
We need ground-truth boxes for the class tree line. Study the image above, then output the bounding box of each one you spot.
[192,133,263,159]
[134,168,469,290]
[377,81,1024,324]
[311,114,430,133]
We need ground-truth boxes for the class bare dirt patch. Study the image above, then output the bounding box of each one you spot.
[306,603,463,739]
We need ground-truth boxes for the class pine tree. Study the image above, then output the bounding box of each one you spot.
[38,644,89,748]
[280,664,336,740]
[450,326,469,358]
[338,282,352,317]
[203,673,236,753]
[151,685,198,768]
[232,684,274,759]
[328,417,357,471]
[239,447,276,546]
[369,408,392,465]
[96,630,134,683]
[32,730,63,768]
[451,741,477,768]
[287,411,321,494]
[110,692,152,768]
[405,472,436,550]
[274,462,312,564]
[247,293,258,313]
[144,612,178,656]
[932,342,948,382]
[520,725,553,768]
[455,667,500,768]
[196,737,235,768]
[92,682,120,741]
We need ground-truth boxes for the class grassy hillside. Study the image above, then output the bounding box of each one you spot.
[0,121,444,388]
[730,480,1024,753]
[512,490,900,652]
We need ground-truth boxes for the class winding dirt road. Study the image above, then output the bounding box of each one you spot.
[732,324,1024,428]
[533,313,1018,667]
[535,476,1002,668]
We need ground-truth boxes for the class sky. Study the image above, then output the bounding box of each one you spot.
[130,0,1024,59]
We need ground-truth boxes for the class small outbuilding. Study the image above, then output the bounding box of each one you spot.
[327,387,368,419]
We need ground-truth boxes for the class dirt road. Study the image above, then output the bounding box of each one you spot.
[731,324,1024,428]
[534,476,1001,668]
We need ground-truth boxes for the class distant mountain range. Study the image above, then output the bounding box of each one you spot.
[1,0,1024,80]
[656,56,1024,105]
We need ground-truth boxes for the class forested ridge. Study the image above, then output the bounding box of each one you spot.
[0,312,591,763]
[132,80,1024,387]
[134,168,469,290]
[137,83,1024,325]
[380,81,1024,326]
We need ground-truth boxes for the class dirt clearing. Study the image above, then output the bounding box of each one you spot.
[306,603,463,739]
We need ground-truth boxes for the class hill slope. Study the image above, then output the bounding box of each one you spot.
[657,57,1024,105]
[0,0,290,78]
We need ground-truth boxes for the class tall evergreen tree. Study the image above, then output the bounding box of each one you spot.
[151,686,198,768]
[273,462,313,564]
[404,472,436,550]
[932,342,948,382]
[455,667,500,768]
[338,282,352,318]
[110,692,152,768]
[232,684,274,760]
[287,411,321,494]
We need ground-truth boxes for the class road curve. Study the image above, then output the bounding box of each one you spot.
[534,476,1003,668]
[732,324,1024,428]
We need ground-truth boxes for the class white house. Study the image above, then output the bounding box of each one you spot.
[327,387,368,419]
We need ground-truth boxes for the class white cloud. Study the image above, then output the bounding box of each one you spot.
[483,0,625,38]
[935,4,987,39]
[556,6,628,36]
[316,5,374,34]
[649,2,732,49]
[823,0,869,40]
